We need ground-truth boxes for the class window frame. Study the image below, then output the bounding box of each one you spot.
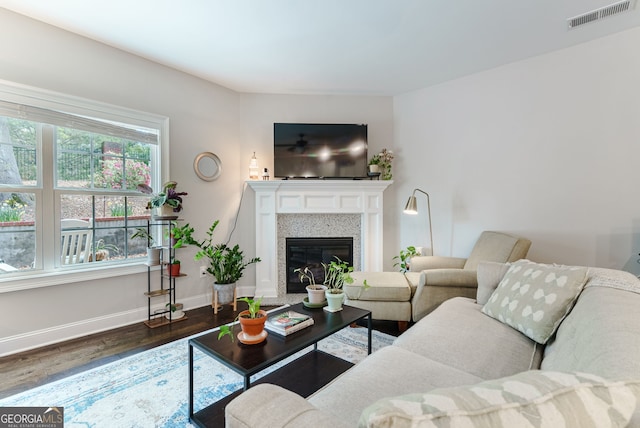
[0,80,170,293]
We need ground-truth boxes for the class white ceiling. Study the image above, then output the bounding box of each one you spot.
[1,0,639,96]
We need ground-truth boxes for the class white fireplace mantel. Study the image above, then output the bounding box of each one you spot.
[247,180,392,299]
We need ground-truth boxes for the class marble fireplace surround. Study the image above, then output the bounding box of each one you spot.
[247,180,392,302]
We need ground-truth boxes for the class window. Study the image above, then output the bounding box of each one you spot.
[0,82,167,289]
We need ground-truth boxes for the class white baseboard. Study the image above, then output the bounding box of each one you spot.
[0,293,210,357]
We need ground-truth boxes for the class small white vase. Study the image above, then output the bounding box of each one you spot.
[158,205,175,217]
[147,247,161,265]
[325,290,344,311]
[307,285,327,304]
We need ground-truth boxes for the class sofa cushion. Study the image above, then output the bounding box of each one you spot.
[308,346,483,426]
[394,297,543,380]
[347,272,412,301]
[358,371,640,428]
[482,260,588,344]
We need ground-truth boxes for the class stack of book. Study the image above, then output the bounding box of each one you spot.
[265,310,314,336]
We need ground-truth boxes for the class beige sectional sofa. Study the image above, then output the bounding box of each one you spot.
[225,261,640,427]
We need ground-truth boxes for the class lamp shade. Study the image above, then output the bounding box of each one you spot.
[404,196,418,214]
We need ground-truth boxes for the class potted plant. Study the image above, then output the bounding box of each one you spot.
[165,302,184,320]
[137,181,188,217]
[294,266,327,305]
[322,256,354,311]
[393,246,419,273]
[86,239,119,261]
[218,296,267,344]
[167,259,181,276]
[132,227,161,265]
[368,155,381,174]
[368,148,394,180]
[189,220,261,305]
[169,222,194,249]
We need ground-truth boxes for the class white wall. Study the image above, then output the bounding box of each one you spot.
[393,26,640,273]
[0,9,394,355]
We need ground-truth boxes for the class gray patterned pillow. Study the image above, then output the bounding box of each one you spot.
[358,371,640,428]
[481,260,588,344]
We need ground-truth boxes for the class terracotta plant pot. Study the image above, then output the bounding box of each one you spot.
[167,263,181,276]
[239,309,267,338]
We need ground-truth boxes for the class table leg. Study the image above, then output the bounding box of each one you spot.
[367,313,372,354]
[244,374,250,391]
[189,343,194,419]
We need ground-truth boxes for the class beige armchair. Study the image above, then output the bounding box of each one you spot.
[410,231,531,321]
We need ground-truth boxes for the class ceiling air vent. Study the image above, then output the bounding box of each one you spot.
[567,0,634,29]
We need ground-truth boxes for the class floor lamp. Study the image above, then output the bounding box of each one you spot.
[403,188,434,256]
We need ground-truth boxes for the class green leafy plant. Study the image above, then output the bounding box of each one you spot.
[0,195,25,222]
[295,257,354,293]
[393,246,419,272]
[218,296,264,341]
[137,181,188,212]
[131,227,155,246]
[109,202,132,217]
[190,220,260,284]
[322,256,354,293]
[170,222,195,249]
[368,148,394,180]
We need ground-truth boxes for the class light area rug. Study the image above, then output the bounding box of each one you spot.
[0,326,395,427]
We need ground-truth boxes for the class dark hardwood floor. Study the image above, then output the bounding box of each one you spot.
[0,303,401,400]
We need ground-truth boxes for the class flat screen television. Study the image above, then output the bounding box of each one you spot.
[273,123,368,179]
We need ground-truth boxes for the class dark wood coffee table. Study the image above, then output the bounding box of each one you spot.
[188,303,372,427]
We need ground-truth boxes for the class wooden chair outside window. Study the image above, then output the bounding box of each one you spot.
[61,219,93,265]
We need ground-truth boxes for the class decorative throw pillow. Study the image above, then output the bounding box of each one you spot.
[358,371,640,428]
[481,259,588,344]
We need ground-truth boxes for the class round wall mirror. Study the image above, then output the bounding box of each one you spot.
[194,152,222,181]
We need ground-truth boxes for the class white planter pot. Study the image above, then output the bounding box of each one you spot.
[325,290,344,311]
[147,247,161,265]
[368,164,380,174]
[306,285,327,304]
[158,205,175,217]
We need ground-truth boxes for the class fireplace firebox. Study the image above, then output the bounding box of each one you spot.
[286,237,353,293]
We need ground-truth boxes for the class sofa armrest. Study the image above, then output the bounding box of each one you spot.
[411,270,479,322]
[421,269,478,288]
[410,256,467,271]
[225,384,349,428]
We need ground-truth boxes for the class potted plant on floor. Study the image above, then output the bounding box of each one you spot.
[218,297,267,344]
[323,256,354,312]
[189,220,261,306]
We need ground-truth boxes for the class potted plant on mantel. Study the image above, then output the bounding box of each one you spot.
[137,181,188,218]
[218,296,267,344]
[187,220,261,306]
